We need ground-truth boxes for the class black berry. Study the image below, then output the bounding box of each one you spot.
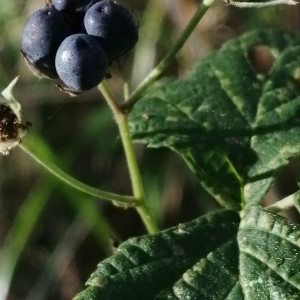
[52,0,104,27]
[84,0,139,60]
[21,6,71,78]
[55,34,108,92]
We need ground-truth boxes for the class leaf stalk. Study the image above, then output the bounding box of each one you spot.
[19,140,136,206]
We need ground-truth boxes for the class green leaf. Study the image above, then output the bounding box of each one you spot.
[129,29,300,209]
[73,210,240,300]
[74,206,300,299]
[238,206,300,299]
[294,193,300,213]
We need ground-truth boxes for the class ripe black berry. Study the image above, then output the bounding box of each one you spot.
[21,6,71,78]
[55,34,108,92]
[52,0,104,27]
[84,0,139,60]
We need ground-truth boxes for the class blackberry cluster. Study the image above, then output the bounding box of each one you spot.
[21,0,139,94]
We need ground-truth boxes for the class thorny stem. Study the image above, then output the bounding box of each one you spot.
[98,81,159,234]
[121,0,216,110]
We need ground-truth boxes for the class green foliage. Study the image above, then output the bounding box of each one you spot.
[75,205,300,299]
[238,206,300,299]
[74,29,300,299]
[129,29,300,210]
[74,209,240,300]
[3,1,300,298]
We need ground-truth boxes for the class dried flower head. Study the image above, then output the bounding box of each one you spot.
[0,104,30,155]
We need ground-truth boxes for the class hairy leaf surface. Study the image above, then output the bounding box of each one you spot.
[129,30,300,209]
[238,206,300,299]
[74,210,240,300]
[74,207,300,299]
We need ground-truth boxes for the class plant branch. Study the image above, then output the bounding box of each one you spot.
[98,81,159,234]
[121,0,216,111]
[19,140,136,206]
[223,0,297,7]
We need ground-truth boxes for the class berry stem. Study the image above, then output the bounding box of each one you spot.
[223,0,297,7]
[19,136,136,206]
[121,0,215,110]
[98,81,159,234]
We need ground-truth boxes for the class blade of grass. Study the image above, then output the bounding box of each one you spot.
[131,0,170,87]
[0,177,53,300]
[25,212,93,300]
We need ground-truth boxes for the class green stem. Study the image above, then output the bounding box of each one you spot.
[99,81,159,234]
[19,140,136,206]
[225,0,297,7]
[121,0,215,110]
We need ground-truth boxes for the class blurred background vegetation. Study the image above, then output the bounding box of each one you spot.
[1,0,300,299]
